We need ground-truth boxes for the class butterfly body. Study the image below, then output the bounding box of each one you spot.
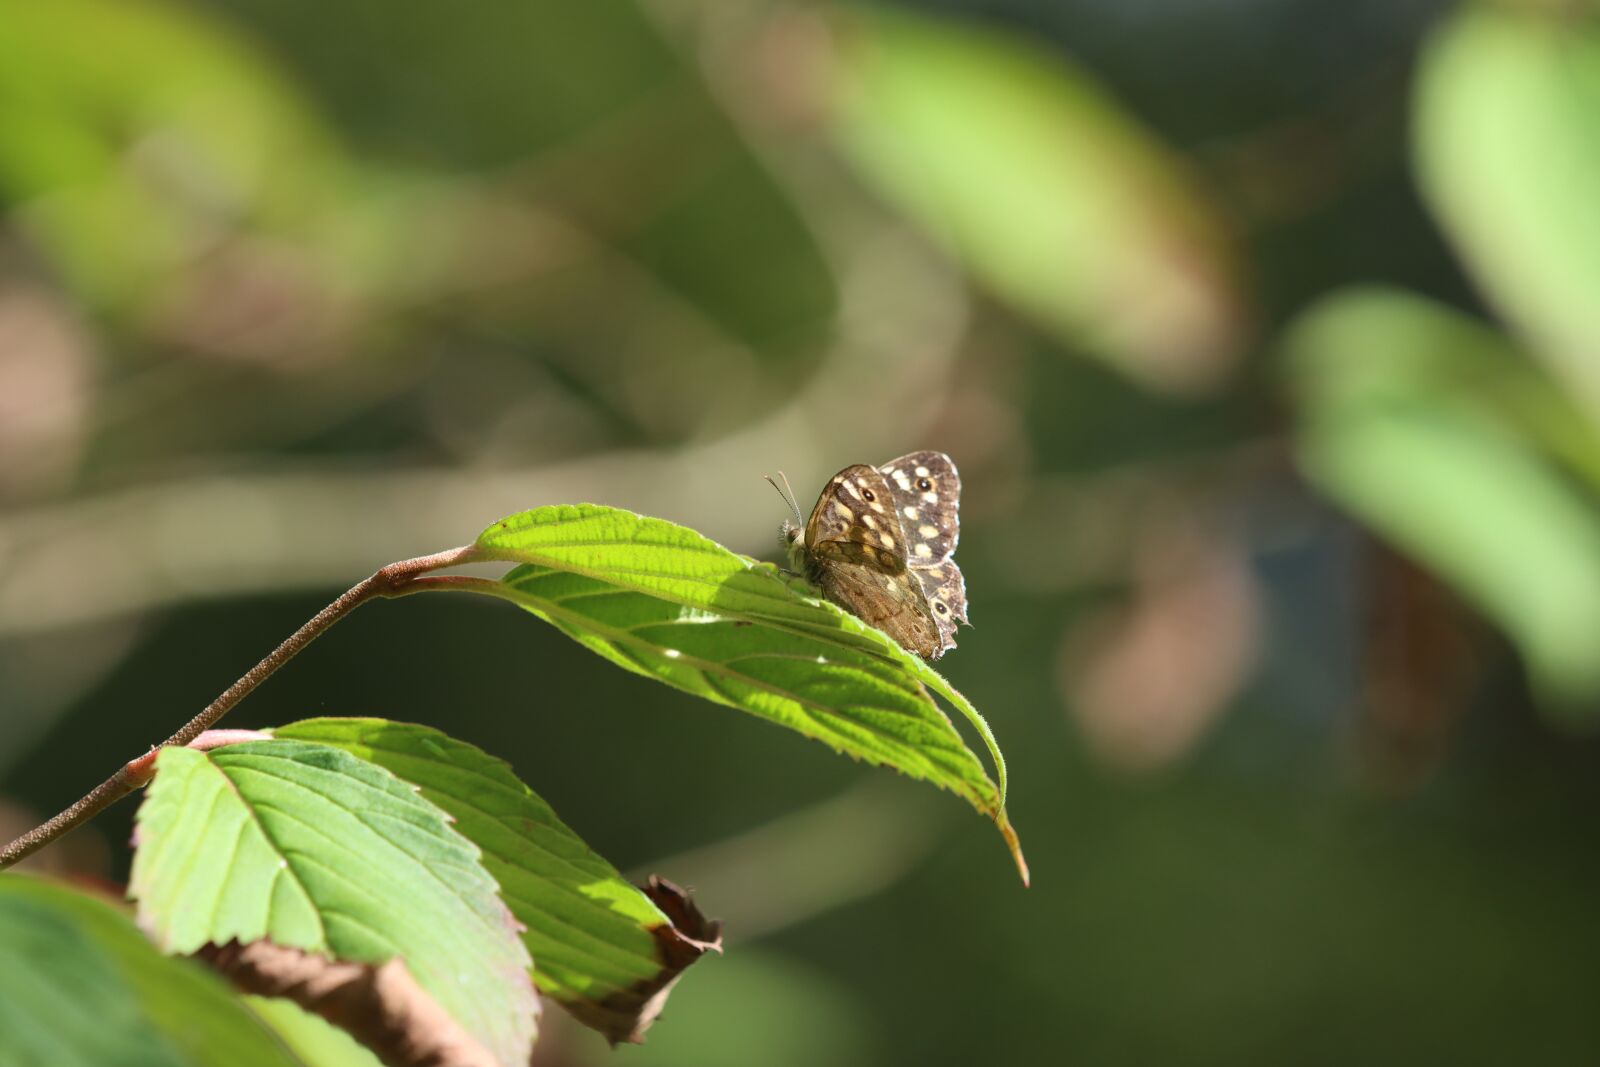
[783,451,967,660]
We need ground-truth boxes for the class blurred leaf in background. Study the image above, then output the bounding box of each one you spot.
[0,0,353,332]
[3,0,1600,1063]
[1416,4,1600,419]
[826,5,1247,393]
[205,0,840,441]
[1285,287,1600,720]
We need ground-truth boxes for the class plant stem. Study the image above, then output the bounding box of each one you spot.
[0,545,484,870]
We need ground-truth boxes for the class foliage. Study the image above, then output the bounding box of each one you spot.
[5,502,1016,1064]
[4,0,1600,1063]
[475,505,1013,825]
[0,876,304,1067]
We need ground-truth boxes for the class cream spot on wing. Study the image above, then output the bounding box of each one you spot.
[834,503,853,522]
[861,513,877,529]
[919,524,939,538]
[881,532,895,548]
[903,506,919,520]
[914,543,933,558]
[921,491,938,503]
[890,471,911,490]
[915,465,930,478]
[841,478,862,499]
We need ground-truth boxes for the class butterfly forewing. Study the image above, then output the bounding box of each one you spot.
[804,465,907,556]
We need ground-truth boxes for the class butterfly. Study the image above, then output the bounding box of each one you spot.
[773,451,967,660]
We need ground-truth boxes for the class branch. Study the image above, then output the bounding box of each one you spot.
[0,545,483,869]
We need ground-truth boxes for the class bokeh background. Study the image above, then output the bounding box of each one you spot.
[3,0,1599,1062]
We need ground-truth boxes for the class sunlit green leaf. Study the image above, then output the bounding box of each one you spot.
[826,6,1242,392]
[129,741,538,1065]
[474,504,1025,880]
[0,875,306,1067]
[1286,287,1600,717]
[272,717,719,1045]
[1415,6,1600,415]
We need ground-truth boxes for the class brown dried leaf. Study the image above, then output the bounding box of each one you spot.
[198,940,517,1067]
[560,876,723,1046]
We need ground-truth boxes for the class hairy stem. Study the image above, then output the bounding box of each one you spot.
[0,545,484,870]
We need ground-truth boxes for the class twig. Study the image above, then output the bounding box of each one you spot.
[0,545,483,869]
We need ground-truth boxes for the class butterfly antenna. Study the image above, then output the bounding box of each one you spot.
[765,471,804,527]
[778,471,803,526]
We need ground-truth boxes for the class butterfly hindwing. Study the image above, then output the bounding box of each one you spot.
[912,560,968,650]
[878,451,961,565]
[810,543,943,658]
[878,451,965,650]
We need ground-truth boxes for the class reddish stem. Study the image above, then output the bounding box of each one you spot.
[0,545,483,869]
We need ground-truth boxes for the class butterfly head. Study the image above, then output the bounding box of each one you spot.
[780,519,808,571]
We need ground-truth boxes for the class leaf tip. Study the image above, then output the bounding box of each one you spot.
[997,813,1029,887]
[562,876,723,1047]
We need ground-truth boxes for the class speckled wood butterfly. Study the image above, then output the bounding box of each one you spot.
[774,451,967,660]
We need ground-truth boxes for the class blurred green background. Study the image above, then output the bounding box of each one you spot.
[3,0,1599,1062]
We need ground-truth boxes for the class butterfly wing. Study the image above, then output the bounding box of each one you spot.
[878,451,966,651]
[803,465,943,659]
[913,559,968,632]
[878,452,961,563]
[810,541,943,659]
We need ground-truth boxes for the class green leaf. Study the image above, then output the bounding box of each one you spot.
[1415,6,1600,414]
[1285,287,1600,718]
[825,5,1242,392]
[474,504,1026,882]
[128,741,539,1065]
[272,717,721,1045]
[0,875,307,1067]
